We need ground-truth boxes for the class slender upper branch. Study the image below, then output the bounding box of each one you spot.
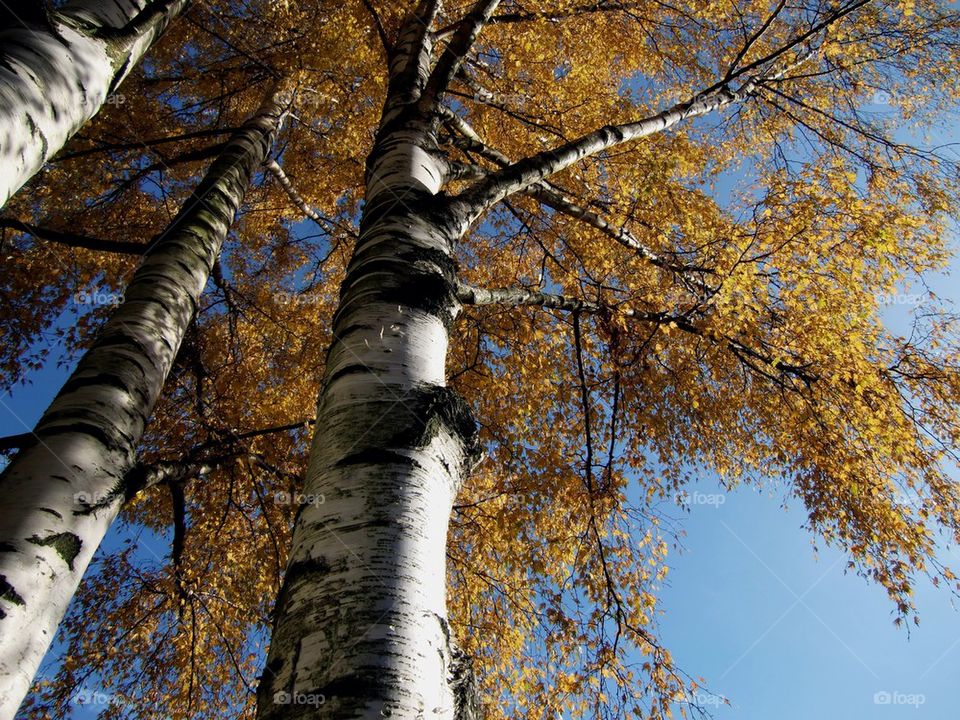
[723,0,788,81]
[456,281,818,387]
[361,0,392,56]
[419,0,502,112]
[450,83,757,227]
[264,159,336,233]
[448,1,867,228]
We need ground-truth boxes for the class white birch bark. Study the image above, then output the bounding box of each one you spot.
[0,90,285,720]
[256,127,480,720]
[0,0,189,209]
[256,9,481,716]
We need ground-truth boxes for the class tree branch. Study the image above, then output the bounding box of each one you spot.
[54,127,238,163]
[572,311,596,496]
[451,82,758,226]
[0,218,146,255]
[455,281,818,387]
[455,281,598,312]
[419,0,502,112]
[449,2,865,226]
[441,109,713,278]
[361,0,392,56]
[264,159,336,233]
[385,0,441,112]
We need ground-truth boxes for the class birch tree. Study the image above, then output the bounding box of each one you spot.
[6,0,960,718]
[0,0,189,209]
[0,88,286,720]
[254,0,960,717]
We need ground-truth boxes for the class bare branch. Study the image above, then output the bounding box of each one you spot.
[361,0,392,56]
[0,218,146,255]
[724,0,788,81]
[54,127,239,163]
[264,158,336,233]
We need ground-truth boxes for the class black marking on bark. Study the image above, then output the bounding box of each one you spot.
[279,556,331,600]
[391,385,480,470]
[380,267,453,316]
[40,507,63,519]
[261,656,284,681]
[27,532,82,571]
[286,638,302,697]
[35,420,132,454]
[310,674,388,704]
[271,556,333,632]
[108,58,131,94]
[0,543,16,553]
[58,371,133,397]
[335,322,377,337]
[326,363,377,387]
[1,574,25,616]
[336,448,420,469]
[1,575,25,605]
[95,330,146,347]
[333,261,459,331]
[450,645,481,720]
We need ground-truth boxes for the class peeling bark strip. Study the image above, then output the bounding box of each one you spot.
[0,89,285,720]
[0,0,189,209]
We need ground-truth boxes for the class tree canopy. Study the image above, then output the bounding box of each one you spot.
[3,0,960,718]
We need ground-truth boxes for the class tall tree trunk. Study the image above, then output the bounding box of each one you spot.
[254,4,499,716]
[255,121,479,719]
[0,89,285,720]
[0,0,189,209]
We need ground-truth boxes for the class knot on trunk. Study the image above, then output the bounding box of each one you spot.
[392,384,481,476]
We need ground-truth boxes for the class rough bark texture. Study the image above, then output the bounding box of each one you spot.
[0,0,189,209]
[256,11,486,702]
[0,91,284,720]
[256,119,480,719]
[252,5,504,716]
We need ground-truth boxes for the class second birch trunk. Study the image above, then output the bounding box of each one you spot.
[0,90,285,720]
